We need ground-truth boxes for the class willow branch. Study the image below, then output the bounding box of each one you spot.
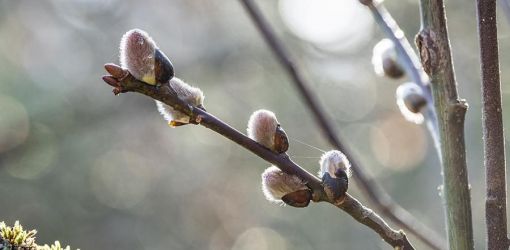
[102,72,414,249]
[363,0,441,161]
[476,1,509,249]
[238,0,443,249]
[417,0,474,249]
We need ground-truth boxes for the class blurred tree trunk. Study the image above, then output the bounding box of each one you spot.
[476,0,509,249]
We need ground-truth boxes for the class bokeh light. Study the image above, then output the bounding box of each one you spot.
[231,227,287,250]
[279,0,373,52]
[0,95,29,153]
[5,123,58,180]
[370,115,428,171]
[90,149,155,210]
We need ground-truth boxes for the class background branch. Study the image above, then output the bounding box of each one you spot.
[417,0,474,249]
[476,0,509,248]
[363,1,441,160]
[238,0,445,249]
[103,72,415,249]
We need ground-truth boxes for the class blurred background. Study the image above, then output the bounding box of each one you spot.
[0,0,508,249]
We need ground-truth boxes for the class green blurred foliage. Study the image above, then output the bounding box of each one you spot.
[0,0,508,249]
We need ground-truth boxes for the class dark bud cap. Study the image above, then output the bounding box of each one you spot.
[334,168,349,181]
[404,93,427,113]
[322,172,348,204]
[382,57,405,79]
[273,125,289,154]
[282,189,312,208]
[154,49,174,84]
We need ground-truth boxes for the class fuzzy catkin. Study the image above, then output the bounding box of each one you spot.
[155,77,204,124]
[372,39,404,78]
[247,110,279,150]
[318,150,352,178]
[261,166,307,204]
[396,82,425,124]
[119,29,158,85]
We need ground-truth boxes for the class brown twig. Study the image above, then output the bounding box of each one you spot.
[102,69,415,249]
[417,0,474,249]
[476,1,509,249]
[238,0,444,249]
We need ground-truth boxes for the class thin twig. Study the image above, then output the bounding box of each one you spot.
[364,1,441,160]
[476,1,509,249]
[238,0,445,249]
[102,71,415,249]
[417,0,474,249]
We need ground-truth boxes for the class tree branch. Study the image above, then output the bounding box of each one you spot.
[476,1,509,249]
[362,0,441,161]
[102,71,415,249]
[416,0,474,249]
[238,0,444,249]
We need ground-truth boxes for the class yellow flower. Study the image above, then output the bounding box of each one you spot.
[0,220,37,249]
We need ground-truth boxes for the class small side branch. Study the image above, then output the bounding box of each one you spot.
[339,195,414,249]
[476,0,509,249]
[418,0,474,249]
[362,1,441,160]
[238,0,444,249]
[103,72,415,249]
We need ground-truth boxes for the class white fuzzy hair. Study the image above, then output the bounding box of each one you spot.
[261,166,307,204]
[119,29,157,84]
[247,110,279,151]
[318,150,352,178]
[371,38,397,77]
[156,77,204,124]
[396,82,424,124]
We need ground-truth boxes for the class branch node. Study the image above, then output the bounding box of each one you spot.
[195,115,203,124]
[415,29,439,76]
[447,100,468,124]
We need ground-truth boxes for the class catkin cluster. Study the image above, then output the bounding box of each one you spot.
[371,39,428,124]
[119,29,205,127]
[247,110,352,207]
[113,29,353,209]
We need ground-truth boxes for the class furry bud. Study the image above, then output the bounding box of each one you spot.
[261,166,309,206]
[322,171,348,205]
[318,150,352,179]
[119,29,174,85]
[372,39,404,79]
[156,77,204,126]
[396,82,427,124]
[318,150,351,204]
[247,110,289,153]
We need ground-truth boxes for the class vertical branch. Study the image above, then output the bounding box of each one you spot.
[363,1,441,160]
[476,1,509,249]
[417,0,474,249]
[238,0,445,249]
